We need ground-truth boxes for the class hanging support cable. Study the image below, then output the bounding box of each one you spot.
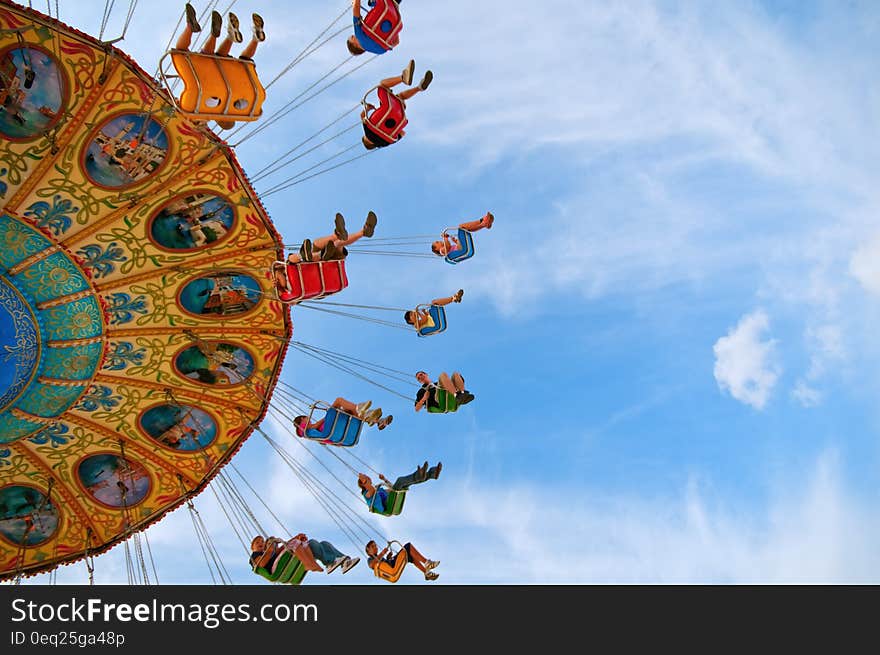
[260,149,373,194]
[251,108,361,182]
[257,421,384,545]
[292,341,416,378]
[263,4,351,91]
[290,342,414,401]
[259,143,362,196]
[233,54,377,147]
[258,426,367,550]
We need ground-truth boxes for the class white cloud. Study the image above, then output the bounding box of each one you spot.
[849,235,880,296]
[792,380,822,408]
[713,310,780,409]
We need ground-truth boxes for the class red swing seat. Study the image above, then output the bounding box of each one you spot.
[362,85,408,144]
[361,0,403,51]
[272,260,348,304]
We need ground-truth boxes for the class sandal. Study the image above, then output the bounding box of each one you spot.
[363,211,377,238]
[424,571,439,581]
[419,70,433,91]
[402,59,415,85]
[252,13,265,42]
[185,3,201,32]
[227,12,243,43]
[378,415,393,430]
[453,289,464,303]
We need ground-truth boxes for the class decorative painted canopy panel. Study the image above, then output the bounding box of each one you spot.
[0,0,291,579]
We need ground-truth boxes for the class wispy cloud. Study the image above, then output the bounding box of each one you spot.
[713,309,780,409]
[53,450,880,584]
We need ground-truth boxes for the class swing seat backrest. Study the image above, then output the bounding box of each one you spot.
[304,407,363,447]
[374,549,407,583]
[427,388,458,414]
[165,50,266,122]
[415,304,447,337]
[273,260,348,304]
[253,550,307,585]
[360,0,403,51]
[362,86,408,143]
[368,486,406,516]
[443,228,475,264]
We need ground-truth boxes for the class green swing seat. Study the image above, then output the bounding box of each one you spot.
[253,549,307,585]
[427,388,458,414]
[368,486,407,517]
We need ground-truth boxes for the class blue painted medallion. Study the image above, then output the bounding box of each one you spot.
[0,274,39,413]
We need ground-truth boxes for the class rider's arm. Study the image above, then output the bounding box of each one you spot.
[352,0,361,19]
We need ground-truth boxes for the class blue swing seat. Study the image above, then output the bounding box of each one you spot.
[415,304,447,337]
[443,227,475,264]
[302,405,363,447]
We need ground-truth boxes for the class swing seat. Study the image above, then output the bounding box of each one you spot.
[443,227,475,264]
[253,549,307,585]
[360,0,403,51]
[414,304,447,337]
[373,549,407,583]
[272,260,348,304]
[368,486,406,517]
[302,405,363,447]
[427,388,458,414]
[162,50,266,122]
[361,85,408,143]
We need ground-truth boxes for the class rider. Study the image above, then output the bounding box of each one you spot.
[414,370,474,411]
[293,397,393,435]
[404,290,464,330]
[357,462,442,512]
[432,212,495,257]
[361,60,432,150]
[347,0,402,55]
[365,540,440,581]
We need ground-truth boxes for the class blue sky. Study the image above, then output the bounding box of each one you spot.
[30,0,880,584]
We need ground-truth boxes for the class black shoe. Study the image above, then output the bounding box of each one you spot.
[299,238,313,262]
[320,241,342,261]
[363,211,377,237]
[334,212,348,240]
[429,462,442,480]
[419,70,433,91]
[455,391,474,405]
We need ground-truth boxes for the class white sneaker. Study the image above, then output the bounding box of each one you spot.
[341,556,360,574]
[325,556,346,574]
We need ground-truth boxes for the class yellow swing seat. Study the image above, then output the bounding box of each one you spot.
[373,547,408,583]
[161,50,266,122]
